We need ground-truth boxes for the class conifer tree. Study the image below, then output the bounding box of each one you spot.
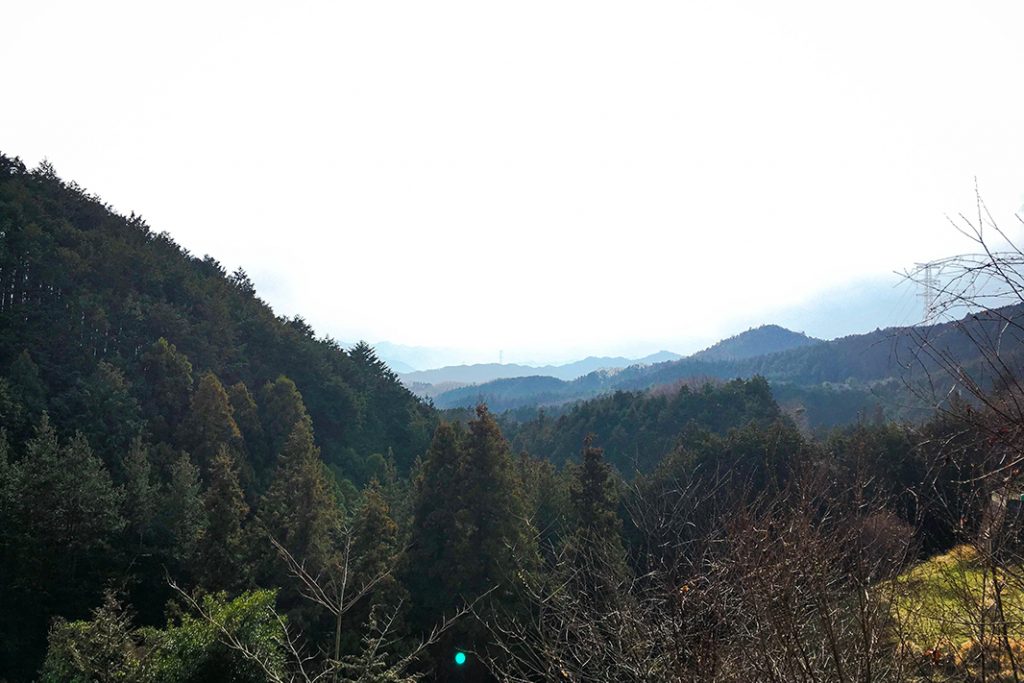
[10,418,124,614]
[140,338,193,445]
[198,446,250,591]
[570,436,622,541]
[259,417,340,574]
[0,379,21,433]
[0,430,10,522]
[408,409,537,675]
[517,451,571,559]
[40,590,143,683]
[162,452,207,570]
[121,436,156,551]
[407,422,464,629]
[179,371,244,477]
[227,381,267,476]
[346,481,408,651]
[7,350,46,441]
[258,375,310,460]
[564,436,628,589]
[459,406,537,604]
[0,430,11,589]
[56,361,143,465]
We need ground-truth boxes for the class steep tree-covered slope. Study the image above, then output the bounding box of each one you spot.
[0,154,436,477]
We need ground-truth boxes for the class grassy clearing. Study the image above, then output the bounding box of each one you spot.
[894,545,1024,679]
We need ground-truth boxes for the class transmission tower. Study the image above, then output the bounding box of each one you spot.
[916,261,938,321]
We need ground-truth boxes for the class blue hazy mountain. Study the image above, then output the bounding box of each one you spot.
[431,309,1024,415]
[399,350,682,386]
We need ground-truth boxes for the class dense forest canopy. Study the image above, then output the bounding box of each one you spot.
[6,153,1024,682]
[0,153,436,480]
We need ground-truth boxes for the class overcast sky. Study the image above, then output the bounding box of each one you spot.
[4,1,1023,365]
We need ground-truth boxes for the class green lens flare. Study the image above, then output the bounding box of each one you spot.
[454,651,467,666]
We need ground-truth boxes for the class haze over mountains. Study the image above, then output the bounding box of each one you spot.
[401,325,823,404]
[399,350,683,385]
[422,311,1021,430]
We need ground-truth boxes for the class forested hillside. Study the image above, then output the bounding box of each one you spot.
[498,377,784,472]
[0,154,437,679]
[8,153,1024,683]
[0,154,436,480]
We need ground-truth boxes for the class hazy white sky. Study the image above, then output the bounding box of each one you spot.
[4,1,1023,365]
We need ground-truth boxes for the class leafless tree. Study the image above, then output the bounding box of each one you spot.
[483,461,922,682]
[170,528,482,682]
[900,191,1024,681]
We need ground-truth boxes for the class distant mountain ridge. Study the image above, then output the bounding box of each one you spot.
[398,350,682,386]
[405,325,815,395]
[431,308,1024,414]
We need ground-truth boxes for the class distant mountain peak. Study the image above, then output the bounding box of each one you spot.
[688,325,821,362]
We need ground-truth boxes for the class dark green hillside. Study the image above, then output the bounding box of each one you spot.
[0,154,436,476]
[433,373,615,411]
[501,377,784,473]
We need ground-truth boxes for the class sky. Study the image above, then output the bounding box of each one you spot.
[4,2,1024,367]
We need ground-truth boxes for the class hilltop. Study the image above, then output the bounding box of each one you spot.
[689,324,820,362]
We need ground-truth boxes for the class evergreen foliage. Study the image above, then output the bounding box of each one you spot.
[4,151,1015,682]
[121,436,156,550]
[407,409,537,678]
[259,418,341,572]
[179,371,243,476]
[0,154,435,476]
[139,338,194,445]
[199,447,251,591]
[161,452,207,574]
[504,378,783,472]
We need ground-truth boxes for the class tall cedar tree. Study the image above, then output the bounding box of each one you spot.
[139,338,193,445]
[259,416,340,581]
[199,446,251,591]
[10,418,125,595]
[54,361,143,467]
[344,481,408,655]
[408,408,537,679]
[161,452,207,574]
[407,422,463,630]
[121,436,156,551]
[179,371,248,485]
[0,431,15,672]
[8,350,45,414]
[570,437,622,540]
[259,376,311,463]
[4,418,124,678]
[459,406,536,603]
[516,452,571,560]
[118,436,168,625]
[564,437,629,593]
[227,381,267,480]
